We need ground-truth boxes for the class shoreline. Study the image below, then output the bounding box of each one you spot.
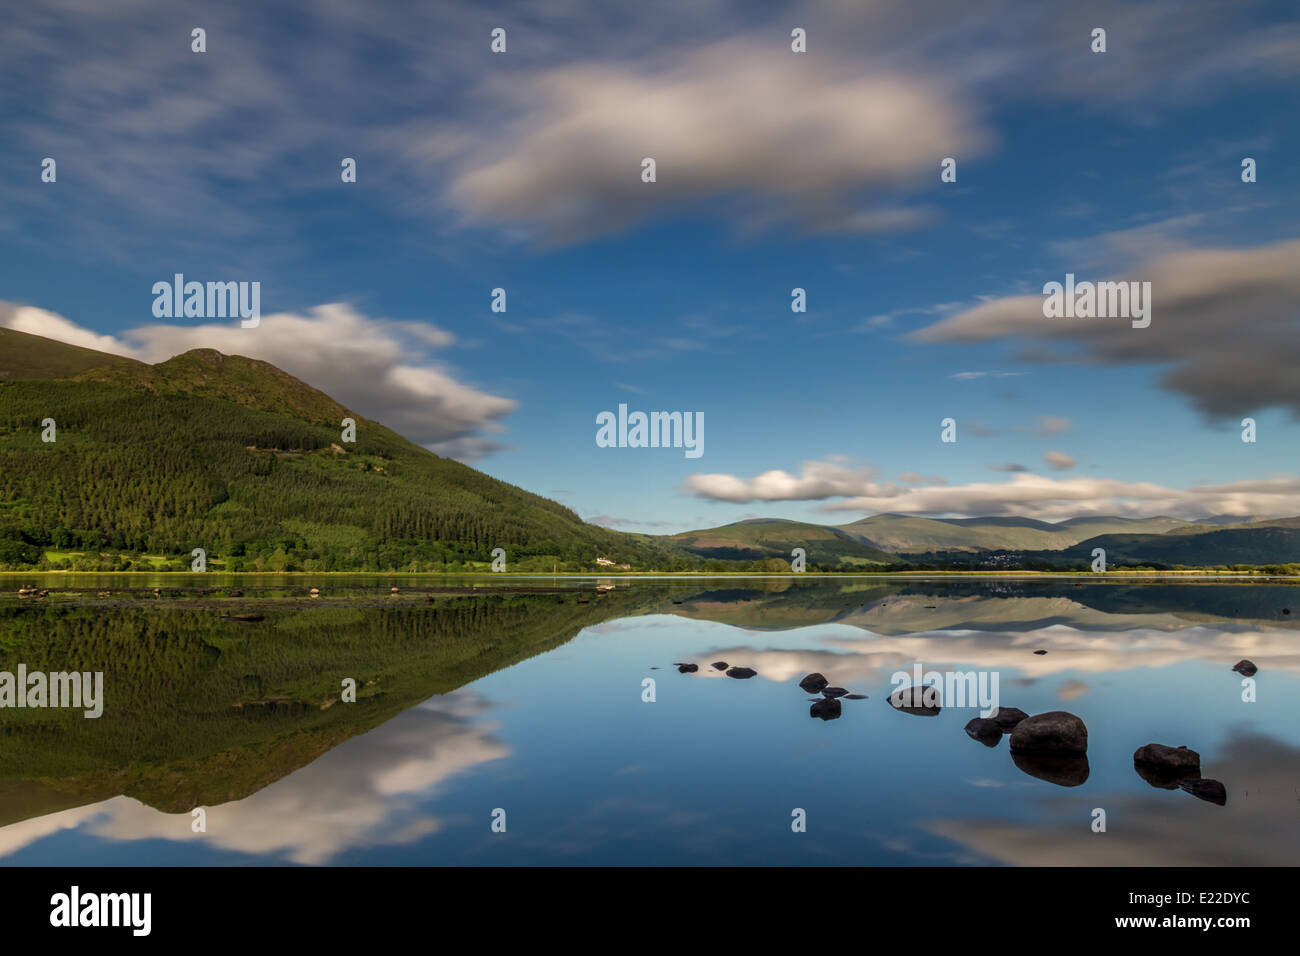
[4,569,1300,580]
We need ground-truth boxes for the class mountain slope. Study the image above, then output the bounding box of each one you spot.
[667,518,894,567]
[1061,524,1300,567]
[78,348,352,423]
[830,513,1194,553]
[0,332,687,572]
[0,326,144,380]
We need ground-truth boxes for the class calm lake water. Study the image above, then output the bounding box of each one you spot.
[1,575,1297,866]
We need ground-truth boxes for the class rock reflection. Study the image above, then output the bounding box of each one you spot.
[1010,751,1091,787]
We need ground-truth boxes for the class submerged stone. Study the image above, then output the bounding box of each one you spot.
[964,717,1003,746]
[888,684,941,715]
[810,698,842,721]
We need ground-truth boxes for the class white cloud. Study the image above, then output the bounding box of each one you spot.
[683,459,879,504]
[430,37,989,242]
[684,457,1300,519]
[1,305,139,358]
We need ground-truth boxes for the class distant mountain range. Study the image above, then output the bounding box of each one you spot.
[666,513,1300,569]
[2,327,1298,571]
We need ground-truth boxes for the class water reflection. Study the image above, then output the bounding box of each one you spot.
[1,577,1296,865]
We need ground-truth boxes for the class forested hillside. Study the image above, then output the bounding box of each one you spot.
[0,337,687,572]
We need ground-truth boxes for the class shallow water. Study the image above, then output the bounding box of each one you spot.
[1,576,1297,865]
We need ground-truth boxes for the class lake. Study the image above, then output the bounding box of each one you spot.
[1,575,1297,866]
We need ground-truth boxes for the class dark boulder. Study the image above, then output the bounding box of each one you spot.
[888,683,941,715]
[1009,711,1088,755]
[725,666,757,679]
[711,662,728,671]
[1134,743,1200,773]
[843,693,868,700]
[988,706,1029,732]
[964,717,1003,747]
[798,672,829,693]
[1133,744,1201,789]
[809,698,842,721]
[676,663,699,673]
[1231,659,1258,677]
[821,686,849,698]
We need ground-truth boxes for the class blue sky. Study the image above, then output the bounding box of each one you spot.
[2,0,1299,532]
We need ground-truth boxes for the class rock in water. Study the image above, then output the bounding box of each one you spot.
[676,663,698,673]
[843,694,868,700]
[1033,649,1048,655]
[988,706,1029,731]
[821,686,849,698]
[711,662,728,671]
[810,698,842,721]
[726,666,756,679]
[964,717,1003,746]
[1134,743,1201,774]
[1231,659,1258,677]
[1009,711,1088,754]
[1133,744,1202,789]
[1179,778,1227,805]
[888,684,942,715]
[799,672,829,693]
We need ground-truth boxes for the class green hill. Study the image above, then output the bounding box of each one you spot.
[666,518,894,568]
[0,331,687,572]
[836,513,1197,553]
[1062,523,1300,567]
[0,326,144,380]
